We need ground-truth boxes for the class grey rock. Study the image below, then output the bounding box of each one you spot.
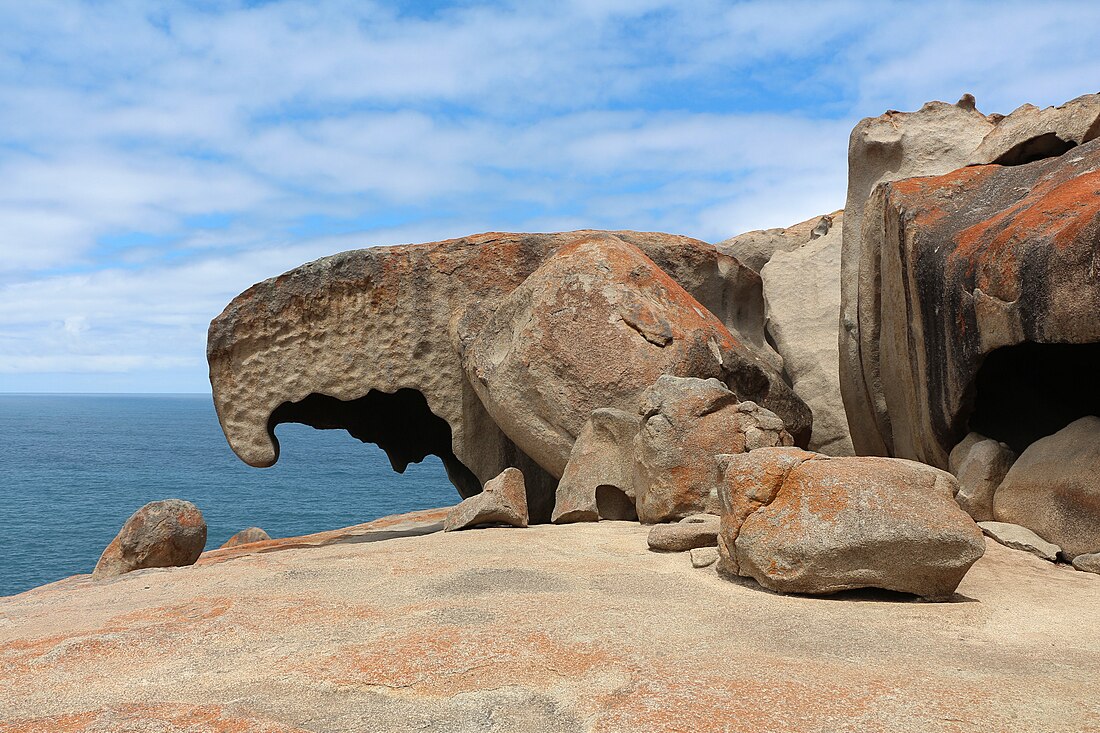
[716,213,835,272]
[552,408,640,523]
[954,440,1016,522]
[689,547,720,568]
[647,514,720,552]
[978,522,1060,562]
[444,468,528,531]
[1071,553,1100,574]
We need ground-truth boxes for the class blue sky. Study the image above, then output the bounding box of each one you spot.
[1,1,1098,392]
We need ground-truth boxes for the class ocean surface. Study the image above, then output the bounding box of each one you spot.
[0,394,460,597]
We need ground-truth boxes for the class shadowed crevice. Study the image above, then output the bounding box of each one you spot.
[991,132,1077,166]
[595,485,638,521]
[268,389,482,498]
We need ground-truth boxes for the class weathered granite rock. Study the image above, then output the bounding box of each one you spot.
[844,136,1100,466]
[208,230,776,523]
[716,213,836,272]
[839,95,994,457]
[93,499,207,580]
[994,417,1100,560]
[443,467,528,531]
[690,546,720,568]
[552,408,640,524]
[634,376,794,524]
[647,514,720,552]
[948,432,988,475]
[219,527,272,549]
[717,448,985,599]
[760,213,853,455]
[463,235,810,478]
[951,438,1015,522]
[1072,553,1100,574]
[977,522,1060,562]
[967,93,1100,166]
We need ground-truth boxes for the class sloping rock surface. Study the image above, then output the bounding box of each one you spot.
[93,500,207,580]
[3,513,1099,732]
[717,448,985,599]
[462,235,809,478]
[208,230,775,523]
[978,522,1060,562]
[633,376,793,524]
[552,408,640,524]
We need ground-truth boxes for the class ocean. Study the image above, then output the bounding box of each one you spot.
[0,394,459,597]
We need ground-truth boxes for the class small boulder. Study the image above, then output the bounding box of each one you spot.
[443,468,528,531]
[634,376,793,524]
[953,439,1016,522]
[93,499,207,580]
[1071,553,1100,575]
[994,417,1100,559]
[949,432,988,475]
[977,522,1060,562]
[717,448,985,600]
[690,547,719,568]
[552,408,640,523]
[647,514,720,552]
[219,527,272,549]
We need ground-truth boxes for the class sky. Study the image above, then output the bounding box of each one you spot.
[1,1,1098,393]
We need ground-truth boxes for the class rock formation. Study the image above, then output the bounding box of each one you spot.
[993,417,1100,560]
[551,408,640,523]
[716,212,836,272]
[443,467,528,531]
[461,235,809,479]
[950,436,1016,522]
[633,376,793,524]
[647,514,720,552]
[93,499,207,580]
[759,212,853,454]
[219,527,271,548]
[717,448,985,599]
[207,230,786,523]
[977,522,1060,562]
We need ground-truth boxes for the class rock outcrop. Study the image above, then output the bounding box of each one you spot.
[208,230,781,523]
[647,514,720,552]
[1072,553,1100,574]
[993,417,1100,560]
[462,235,809,478]
[717,448,985,599]
[443,467,528,531]
[840,93,1100,462]
[716,213,836,272]
[950,436,1016,522]
[552,408,640,523]
[219,527,271,549]
[760,212,853,455]
[93,500,207,580]
[633,376,794,524]
[977,522,1060,562]
[842,136,1100,466]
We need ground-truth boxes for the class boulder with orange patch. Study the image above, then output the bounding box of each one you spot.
[717,448,985,600]
[93,499,207,579]
[462,237,810,479]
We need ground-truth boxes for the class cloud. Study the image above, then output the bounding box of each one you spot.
[0,0,1095,391]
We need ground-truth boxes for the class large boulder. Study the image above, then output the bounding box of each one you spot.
[443,467,528,531]
[208,230,778,523]
[843,135,1100,467]
[717,448,985,599]
[993,417,1100,560]
[840,93,1100,461]
[633,376,794,524]
[93,499,207,580]
[716,213,835,272]
[462,236,810,478]
[551,408,640,524]
[760,213,853,455]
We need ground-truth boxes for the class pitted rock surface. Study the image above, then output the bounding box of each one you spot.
[93,499,207,580]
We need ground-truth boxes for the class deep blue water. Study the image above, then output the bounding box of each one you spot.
[0,394,459,597]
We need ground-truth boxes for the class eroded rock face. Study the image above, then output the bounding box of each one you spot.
[994,417,1100,560]
[716,213,836,272]
[219,527,272,549]
[462,236,809,479]
[760,213,853,455]
[967,93,1100,166]
[633,376,794,524]
[717,448,985,599]
[93,500,207,580]
[443,467,528,531]
[552,408,640,524]
[208,230,775,523]
[846,137,1100,466]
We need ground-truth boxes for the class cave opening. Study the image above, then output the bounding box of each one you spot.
[991,132,1077,166]
[595,485,638,521]
[966,341,1100,453]
[268,388,481,499]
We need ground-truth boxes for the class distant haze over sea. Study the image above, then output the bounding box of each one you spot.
[0,394,457,596]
